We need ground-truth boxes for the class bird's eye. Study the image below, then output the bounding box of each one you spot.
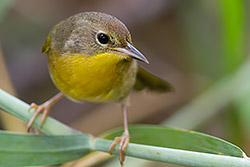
[97,33,109,44]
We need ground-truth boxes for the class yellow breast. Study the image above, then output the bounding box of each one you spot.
[48,51,137,103]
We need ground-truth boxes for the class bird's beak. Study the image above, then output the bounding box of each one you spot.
[114,42,149,64]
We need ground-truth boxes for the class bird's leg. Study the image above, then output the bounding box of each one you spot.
[27,92,63,131]
[109,104,129,166]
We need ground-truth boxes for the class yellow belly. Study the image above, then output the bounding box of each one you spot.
[48,51,137,103]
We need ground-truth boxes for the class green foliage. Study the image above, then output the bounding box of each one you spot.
[102,125,244,157]
[0,89,250,167]
[0,124,247,167]
[0,131,91,166]
[219,0,245,73]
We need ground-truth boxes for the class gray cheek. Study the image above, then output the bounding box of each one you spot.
[73,40,84,53]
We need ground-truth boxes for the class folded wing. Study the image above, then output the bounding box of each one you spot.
[133,66,173,93]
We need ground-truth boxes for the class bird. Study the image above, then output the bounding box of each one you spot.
[27,11,172,165]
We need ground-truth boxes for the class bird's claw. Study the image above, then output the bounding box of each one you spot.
[109,132,129,166]
[27,102,50,132]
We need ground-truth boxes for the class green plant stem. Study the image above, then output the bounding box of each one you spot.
[0,88,78,135]
[1,89,250,166]
[93,138,250,167]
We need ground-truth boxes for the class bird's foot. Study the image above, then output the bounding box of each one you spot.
[109,131,129,166]
[27,102,50,132]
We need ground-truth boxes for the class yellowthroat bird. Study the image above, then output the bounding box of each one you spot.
[28,12,172,165]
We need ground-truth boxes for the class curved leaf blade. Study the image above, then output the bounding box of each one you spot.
[101,125,244,158]
[0,131,91,166]
[0,126,247,167]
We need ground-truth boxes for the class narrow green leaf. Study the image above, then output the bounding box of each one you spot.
[101,125,244,158]
[0,131,91,166]
[219,0,245,72]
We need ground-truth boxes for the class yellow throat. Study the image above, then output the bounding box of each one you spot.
[48,51,137,103]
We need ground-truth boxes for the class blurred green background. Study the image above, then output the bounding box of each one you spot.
[0,0,250,166]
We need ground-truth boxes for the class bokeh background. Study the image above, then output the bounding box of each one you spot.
[0,0,250,166]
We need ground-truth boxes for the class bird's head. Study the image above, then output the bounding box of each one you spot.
[47,12,149,64]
